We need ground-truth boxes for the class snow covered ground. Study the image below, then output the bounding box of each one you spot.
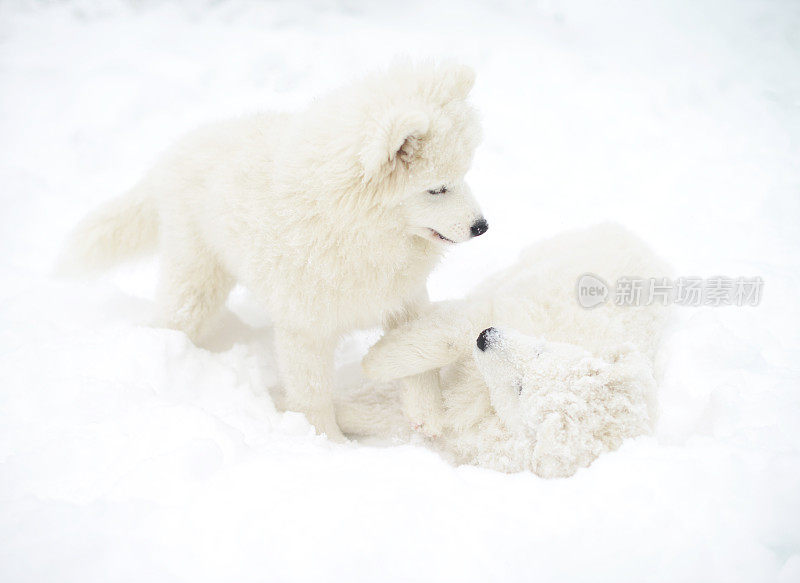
[1,1,799,581]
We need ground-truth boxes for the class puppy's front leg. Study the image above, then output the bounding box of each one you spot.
[363,300,471,381]
[400,368,444,438]
[274,325,345,443]
[383,293,445,438]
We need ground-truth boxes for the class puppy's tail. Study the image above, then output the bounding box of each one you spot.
[56,183,159,277]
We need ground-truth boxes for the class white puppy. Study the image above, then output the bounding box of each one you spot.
[338,224,670,477]
[59,62,487,441]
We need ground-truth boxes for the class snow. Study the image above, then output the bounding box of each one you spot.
[1,1,799,581]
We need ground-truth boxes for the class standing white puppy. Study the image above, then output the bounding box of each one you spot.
[59,62,487,441]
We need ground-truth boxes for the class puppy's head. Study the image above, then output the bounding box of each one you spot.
[471,327,654,477]
[358,62,487,246]
[473,327,596,434]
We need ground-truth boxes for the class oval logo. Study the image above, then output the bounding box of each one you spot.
[576,273,609,308]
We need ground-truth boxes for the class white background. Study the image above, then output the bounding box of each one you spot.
[1,1,799,581]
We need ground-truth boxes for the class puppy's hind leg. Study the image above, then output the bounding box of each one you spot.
[155,234,233,343]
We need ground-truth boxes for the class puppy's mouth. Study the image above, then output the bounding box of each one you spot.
[428,228,457,244]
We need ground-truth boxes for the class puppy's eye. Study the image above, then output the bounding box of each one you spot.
[516,381,524,395]
[427,186,447,195]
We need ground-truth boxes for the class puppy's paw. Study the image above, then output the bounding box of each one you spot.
[305,407,348,444]
[402,393,445,439]
[362,336,410,382]
[361,347,392,382]
[410,414,444,439]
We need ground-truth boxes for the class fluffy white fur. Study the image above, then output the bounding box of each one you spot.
[336,224,670,477]
[59,62,486,441]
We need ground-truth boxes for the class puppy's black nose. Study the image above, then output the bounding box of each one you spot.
[470,218,489,238]
[476,327,496,351]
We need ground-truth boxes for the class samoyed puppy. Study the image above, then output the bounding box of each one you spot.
[335,224,670,477]
[59,62,487,441]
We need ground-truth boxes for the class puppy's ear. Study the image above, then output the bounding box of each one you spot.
[435,63,476,105]
[359,108,429,181]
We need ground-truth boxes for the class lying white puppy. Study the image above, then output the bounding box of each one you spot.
[334,223,670,477]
